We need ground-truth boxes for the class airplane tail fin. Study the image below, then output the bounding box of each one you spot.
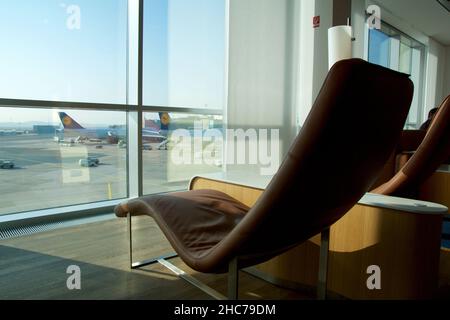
[158,112,171,132]
[58,112,84,129]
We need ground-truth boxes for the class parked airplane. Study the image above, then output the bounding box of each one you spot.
[57,112,169,145]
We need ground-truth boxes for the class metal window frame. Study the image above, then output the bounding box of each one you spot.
[0,98,222,115]
[0,0,226,220]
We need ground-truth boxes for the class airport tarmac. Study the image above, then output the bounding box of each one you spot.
[0,134,221,216]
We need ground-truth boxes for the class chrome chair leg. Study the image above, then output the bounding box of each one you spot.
[158,258,227,300]
[127,214,235,300]
[127,213,177,269]
[127,213,132,267]
[228,257,239,300]
[317,227,330,300]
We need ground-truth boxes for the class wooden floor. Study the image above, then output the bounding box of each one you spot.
[0,215,311,300]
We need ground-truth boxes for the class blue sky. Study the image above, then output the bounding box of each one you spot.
[0,0,225,125]
[0,0,128,104]
[144,0,225,110]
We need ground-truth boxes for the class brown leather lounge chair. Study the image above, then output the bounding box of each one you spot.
[115,59,413,299]
[372,95,450,198]
[394,130,426,172]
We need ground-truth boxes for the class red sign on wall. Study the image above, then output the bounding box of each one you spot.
[313,15,320,28]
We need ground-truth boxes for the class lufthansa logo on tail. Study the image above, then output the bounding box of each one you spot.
[161,113,170,126]
[63,116,72,126]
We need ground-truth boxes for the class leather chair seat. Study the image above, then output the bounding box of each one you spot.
[116,189,249,272]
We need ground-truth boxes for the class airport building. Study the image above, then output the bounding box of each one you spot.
[33,125,59,135]
[0,0,449,309]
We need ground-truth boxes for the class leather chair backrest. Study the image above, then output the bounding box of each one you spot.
[209,59,414,262]
[373,95,450,197]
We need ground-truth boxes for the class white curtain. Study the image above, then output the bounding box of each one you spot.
[225,0,332,176]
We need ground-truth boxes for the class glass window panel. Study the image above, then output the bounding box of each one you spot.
[368,29,390,68]
[405,48,422,127]
[399,42,412,74]
[389,37,400,71]
[0,108,127,215]
[142,112,223,195]
[0,0,128,104]
[143,0,226,109]
[367,23,425,129]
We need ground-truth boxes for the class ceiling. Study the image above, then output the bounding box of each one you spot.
[374,0,450,45]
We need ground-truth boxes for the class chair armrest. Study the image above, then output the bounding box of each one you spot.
[358,193,448,215]
[398,130,426,152]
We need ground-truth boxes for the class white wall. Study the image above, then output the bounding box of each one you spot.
[312,0,334,104]
[296,0,315,126]
[297,0,333,126]
[351,0,366,59]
